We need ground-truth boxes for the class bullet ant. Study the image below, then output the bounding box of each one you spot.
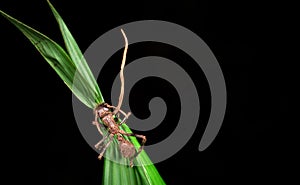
[92,29,146,167]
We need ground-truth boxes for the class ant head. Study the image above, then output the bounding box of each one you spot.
[95,103,110,118]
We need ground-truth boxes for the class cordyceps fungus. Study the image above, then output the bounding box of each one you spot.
[0,1,166,185]
[93,29,147,168]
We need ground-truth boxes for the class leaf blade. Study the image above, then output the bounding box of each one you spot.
[47,0,103,107]
[1,6,166,185]
[0,10,94,108]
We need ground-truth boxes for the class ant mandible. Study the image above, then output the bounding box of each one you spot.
[92,29,146,167]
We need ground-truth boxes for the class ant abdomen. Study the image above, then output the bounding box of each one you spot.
[119,140,136,158]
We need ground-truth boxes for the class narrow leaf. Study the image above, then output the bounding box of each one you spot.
[0,10,95,108]
[47,0,103,107]
[1,5,166,185]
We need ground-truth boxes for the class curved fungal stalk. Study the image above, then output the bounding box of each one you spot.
[113,29,128,115]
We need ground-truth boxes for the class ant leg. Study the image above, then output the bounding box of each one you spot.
[93,109,99,122]
[95,135,108,150]
[106,105,131,125]
[98,134,114,160]
[119,112,131,125]
[133,134,147,157]
[107,105,129,117]
[117,109,129,118]
[92,119,103,136]
[129,157,134,168]
[128,134,146,167]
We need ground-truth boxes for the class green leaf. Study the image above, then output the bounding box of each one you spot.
[47,0,103,107]
[0,10,99,108]
[100,122,166,185]
[1,3,166,185]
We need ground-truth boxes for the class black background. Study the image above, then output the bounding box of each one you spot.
[0,0,293,184]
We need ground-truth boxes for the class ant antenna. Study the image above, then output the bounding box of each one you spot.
[113,29,128,115]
